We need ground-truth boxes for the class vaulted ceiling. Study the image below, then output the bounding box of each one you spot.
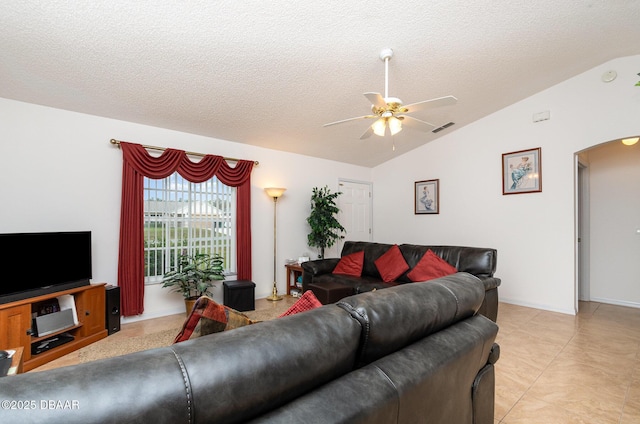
[2,1,639,167]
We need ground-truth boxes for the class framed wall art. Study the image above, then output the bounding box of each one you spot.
[502,148,542,195]
[415,179,439,214]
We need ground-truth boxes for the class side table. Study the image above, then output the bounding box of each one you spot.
[284,263,304,296]
[1,347,24,376]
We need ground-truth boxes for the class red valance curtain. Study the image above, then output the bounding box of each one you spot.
[117,142,254,316]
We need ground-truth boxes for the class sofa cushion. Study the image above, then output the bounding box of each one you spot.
[374,244,410,283]
[174,305,362,423]
[174,296,255,343]
[399,244,497,279]
[333,250,365,277]
[407,249,458,282]
[279,290,323,317]
[341,241,395,279]
[337,273,485,366]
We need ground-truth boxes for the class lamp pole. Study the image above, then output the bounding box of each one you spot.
[264,188,286,301]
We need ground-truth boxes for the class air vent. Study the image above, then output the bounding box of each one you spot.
[432,122,455,133]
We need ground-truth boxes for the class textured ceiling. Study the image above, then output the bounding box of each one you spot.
[1,1,639,167]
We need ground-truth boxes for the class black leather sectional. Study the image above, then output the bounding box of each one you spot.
[302,241,502,321]
[0,273,499,424]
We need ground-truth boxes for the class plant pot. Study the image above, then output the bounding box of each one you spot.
[185,298,198,316]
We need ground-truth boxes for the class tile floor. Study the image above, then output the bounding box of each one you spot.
[495,301,640,423]
[31,299,640,423]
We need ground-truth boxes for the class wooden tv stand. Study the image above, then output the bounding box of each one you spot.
[0,283,107,372]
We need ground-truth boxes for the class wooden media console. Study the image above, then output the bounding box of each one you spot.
[0,284,107,372]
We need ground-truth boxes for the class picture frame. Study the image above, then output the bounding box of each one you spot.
[414,179,439,214]
[502,148,542,195]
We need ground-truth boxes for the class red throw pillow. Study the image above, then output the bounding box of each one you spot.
[407,249,458,282]
[374,244,410,283]
[333,251,365,277]
[279,290,323,317]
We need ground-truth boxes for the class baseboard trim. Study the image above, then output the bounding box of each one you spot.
[121,307,186,324]
[499,298,576,316]
[588,297,640,309]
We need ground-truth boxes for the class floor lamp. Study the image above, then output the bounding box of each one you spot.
[265,187,286,301]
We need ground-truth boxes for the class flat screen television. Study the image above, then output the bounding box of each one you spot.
[0,231,92,305]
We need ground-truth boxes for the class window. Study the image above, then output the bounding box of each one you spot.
[143,173,235,284]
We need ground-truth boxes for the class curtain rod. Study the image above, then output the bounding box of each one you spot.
[109,139,259,166]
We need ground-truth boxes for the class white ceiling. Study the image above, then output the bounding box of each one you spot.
[2,1,639,167]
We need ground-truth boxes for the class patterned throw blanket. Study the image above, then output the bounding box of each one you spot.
[77,292,320,363]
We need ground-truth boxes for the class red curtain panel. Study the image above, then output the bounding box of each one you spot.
[118,142,254,316]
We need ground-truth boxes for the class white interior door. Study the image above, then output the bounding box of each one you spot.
[338,180,372,253]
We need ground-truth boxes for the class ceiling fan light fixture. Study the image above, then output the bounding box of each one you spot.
[622,137,639,146]
[388,116,402,135]
[323,49,457,146]
[372,118,387,137]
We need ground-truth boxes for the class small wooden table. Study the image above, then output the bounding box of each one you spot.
[3,347,24,376]
[284,263,304,296]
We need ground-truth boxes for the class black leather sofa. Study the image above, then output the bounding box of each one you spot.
[0,273,499,424]
[302,241,501,321]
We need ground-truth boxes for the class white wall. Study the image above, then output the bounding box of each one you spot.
[373,55,640,314]
[3,54,638,320]
[585,141,640,307]
[0,98,371,321]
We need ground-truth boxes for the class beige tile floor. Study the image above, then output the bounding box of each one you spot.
[495,301,640,423]
[31,299,640,423]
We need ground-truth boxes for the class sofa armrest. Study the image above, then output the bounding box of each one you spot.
[302,259,340,293]
[488,343,500,365]
[480,277,501,291]
[302,258,340,276]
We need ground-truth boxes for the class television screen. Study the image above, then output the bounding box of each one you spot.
[0,231,92,304]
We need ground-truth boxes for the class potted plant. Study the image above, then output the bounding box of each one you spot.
[307,186,346,259]
[162,251,225,314]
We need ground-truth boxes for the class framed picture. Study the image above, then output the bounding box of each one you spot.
[502,148,542,195]
[415,179,439,214]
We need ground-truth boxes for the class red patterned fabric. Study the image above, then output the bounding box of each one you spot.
[278,290,323,317]
[118,142,254,316]
[174,296,255,343]
[374,244,410,283]
[175,292,322,342]
[407,249,458,282]
[333,251,365,277]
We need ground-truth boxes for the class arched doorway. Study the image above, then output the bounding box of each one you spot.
[575,135,640,311]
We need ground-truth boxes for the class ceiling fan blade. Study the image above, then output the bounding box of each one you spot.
[360,125,374,139]
[323,115,375,127]
[364,92,386,109]
[400,115,436,132]
[402,95,457,113]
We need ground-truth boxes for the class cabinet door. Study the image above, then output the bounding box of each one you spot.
[76,286,105,337]
[0,304,31,351]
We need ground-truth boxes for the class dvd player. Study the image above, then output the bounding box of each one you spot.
[31,333,74,355]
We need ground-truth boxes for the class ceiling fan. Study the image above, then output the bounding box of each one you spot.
[324,48,457,140]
